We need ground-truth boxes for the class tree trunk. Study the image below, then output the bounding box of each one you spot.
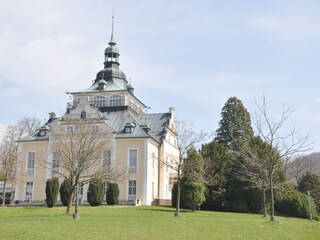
[66,192,73,214]
[73,186,80,220]
[269,175,275,222]
[2,180,6,207]
[175,168,181,217]
[263,188,267,217]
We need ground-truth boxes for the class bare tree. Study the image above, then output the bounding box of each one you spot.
[46,117,123,219]
[0,117,39,207]
[164,120,210,217]
[252,96,311,222]
[232,137,273,217]
[287,154,320,184]
[18,117,41,136]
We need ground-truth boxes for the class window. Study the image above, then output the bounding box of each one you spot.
[93,96,106,107]
[52,152,60,173]
[125,127,132,133]
[129,149,137,172]
[152,182,155,199]
[78,183,84,201]
[104,181,109,194]
[128,180,136,200]
[92,125,99,133]
[152,153,155,169]
[25,182,33,200]
[81,111,86,119]
[39,130,46,137]
[103,150,111,168]
[110,95,122,106]
[27,152,35,174]
[67,126,74,134]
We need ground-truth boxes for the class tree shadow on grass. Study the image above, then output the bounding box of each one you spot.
[139,206,193,213]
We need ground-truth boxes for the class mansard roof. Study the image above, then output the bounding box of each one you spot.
[103,109,171,143]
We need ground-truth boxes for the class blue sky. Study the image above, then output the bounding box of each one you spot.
[0,0,319,153]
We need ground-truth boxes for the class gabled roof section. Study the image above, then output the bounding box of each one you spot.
[17,119,58,142]
[103,109,171,143]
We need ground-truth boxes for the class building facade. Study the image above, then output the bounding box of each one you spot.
[15,21,179,206]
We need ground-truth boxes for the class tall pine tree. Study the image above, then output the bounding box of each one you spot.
[215,97,253,151]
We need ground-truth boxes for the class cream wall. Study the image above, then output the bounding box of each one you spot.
[15,120,178,206]
[15,141,49,202]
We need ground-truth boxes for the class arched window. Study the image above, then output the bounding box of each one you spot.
[80,111,86,119]
[93,96,106,107]
[110,95,122,106]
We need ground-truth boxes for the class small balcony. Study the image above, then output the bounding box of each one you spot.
[67,98,144,114]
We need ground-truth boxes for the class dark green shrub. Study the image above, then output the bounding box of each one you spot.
[0,193,11,205]
[106,182,119,205]
[87,179,104,206]
[181,178,205,210]
[45,177,59,208]
[171,180,187,209]
[298,172,320,212]
[201,186,225,211]
[275,184,318,220]
[60,178,72,206]
[171,181,178,208]
[172,178,204,210]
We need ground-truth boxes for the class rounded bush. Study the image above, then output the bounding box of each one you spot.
[106,182,119,205]
[45,177,59,208]
[87,179,104,206]
[60,178,72,207]
[275,184,318,220]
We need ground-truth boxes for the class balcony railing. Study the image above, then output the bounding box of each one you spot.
[128,166,137,173]
[27,168,35,175]
[67,99,144,114]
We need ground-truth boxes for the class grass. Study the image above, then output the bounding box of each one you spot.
[0,205,319,239]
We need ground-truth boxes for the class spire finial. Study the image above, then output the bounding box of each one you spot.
[109,11,116,45]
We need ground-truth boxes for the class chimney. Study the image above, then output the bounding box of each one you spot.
[49,112,56,121]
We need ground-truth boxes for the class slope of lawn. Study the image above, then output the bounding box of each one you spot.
[0,205,319,240]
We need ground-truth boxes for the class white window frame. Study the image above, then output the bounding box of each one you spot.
[110,95,122,106]
[52,152,60,173]
[92,125,99,133]
[25,181,34,201]
[128,149,138,173]
[66,125,74,134]
[104,181,109,194]
[78,183,84,198]
[128,180,137,200]
[93,95,106,107]
[26,152,36,175]
[103,149,111,168]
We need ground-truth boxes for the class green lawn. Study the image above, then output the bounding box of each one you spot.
[0,205,319,239]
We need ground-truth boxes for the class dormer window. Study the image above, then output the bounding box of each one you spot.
[39,130,46,137]
[124,122,135,133]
